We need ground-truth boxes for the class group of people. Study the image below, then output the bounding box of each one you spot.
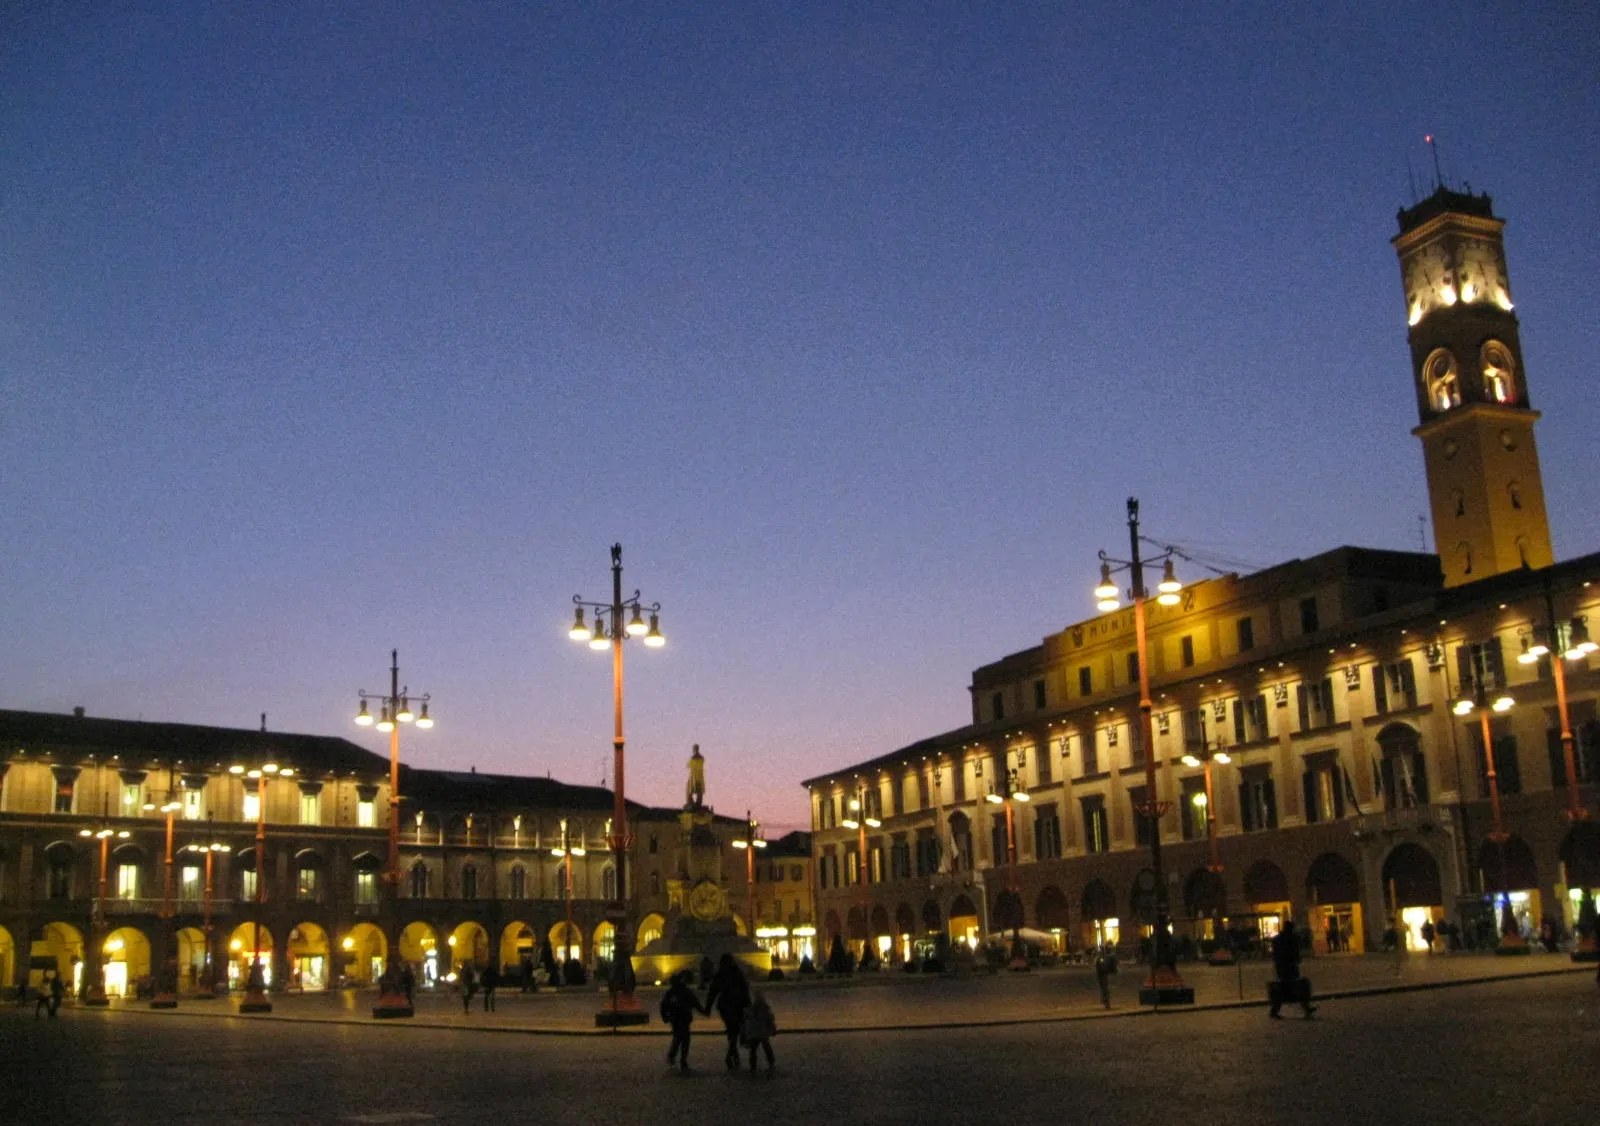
[30,973,66,1018]
[454,962,502,1012]
[660,953,777,1075]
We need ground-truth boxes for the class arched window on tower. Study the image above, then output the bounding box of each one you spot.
[1424,348,1460,412]
[408,860,430,899]
[1481,341,1516,403]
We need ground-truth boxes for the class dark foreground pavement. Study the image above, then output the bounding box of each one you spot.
[3,974,1597,1126]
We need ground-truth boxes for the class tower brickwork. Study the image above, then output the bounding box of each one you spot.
[1394,186,1553,587]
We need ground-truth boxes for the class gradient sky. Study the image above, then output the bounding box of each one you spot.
[4,2,1597,833]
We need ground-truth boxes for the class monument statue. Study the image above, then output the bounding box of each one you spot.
[686,743,706,809]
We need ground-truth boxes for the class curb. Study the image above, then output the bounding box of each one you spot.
[83,964,1592,1038]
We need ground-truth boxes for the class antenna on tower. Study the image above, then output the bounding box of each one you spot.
[1417,514,1429,552]
[1425,134,1444,190]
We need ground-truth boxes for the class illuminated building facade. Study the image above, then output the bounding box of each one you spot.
[805,186,1600,962]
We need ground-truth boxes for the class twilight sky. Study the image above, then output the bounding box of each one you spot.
[3,2,1597,832]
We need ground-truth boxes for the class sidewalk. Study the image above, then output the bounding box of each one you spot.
[93,951,1592,1036]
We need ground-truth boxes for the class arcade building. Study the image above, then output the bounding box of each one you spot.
[0,712,812,998]
[804,185,1600,963]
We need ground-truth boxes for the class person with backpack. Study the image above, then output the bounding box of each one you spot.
[1268,920,1316,1019]
[660,971,704,1073]
[705,954,752,1072]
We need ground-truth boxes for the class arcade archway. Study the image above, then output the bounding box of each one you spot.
[947,894,979,949]
[449,921,490,967]
[226,922,273,990]
[399,922,439,986]
[174,926,207,991]
[1307,852,1363,954]
[102,926,151,998]
[637,913,666,950]
[341,923,387,986]
[499,922,537,974]
[287,923,329,990]
[34,922,83,992]
[548,921,582,964]
[1081,878,1118,949]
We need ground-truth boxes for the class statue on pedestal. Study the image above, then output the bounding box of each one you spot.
[686,744,706,809]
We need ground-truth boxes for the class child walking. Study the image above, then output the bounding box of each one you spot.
[741,989,777,1072]
[661,971,704,1073]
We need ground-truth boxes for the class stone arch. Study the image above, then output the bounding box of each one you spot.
[1306,852,1361,905]
[341,922,387,986]
[548,921,582,963]
[894,903,916,936]
[1244,859,1289,904]
[1081,878,1117,921]
[36,921,83,988]
[1183,867,1227,917]
[398,921,438,968]
[449,921,490,966]
[1560,822,1600,887]
[102,926,151,997]
[287,922,330,990]
[174,926,208,991]
[1035,886,1070,930]
[407,859,430,898]
[846,906,866,941]
[869,904,890,938]
[637,912,667,950]
[823,909,843,944]
[992,889,1024,931]
[226,921,273,988]
[948,893,978,921]
[1478,835,1539,893]
[592,921,615,967]
[921,899,942,933]
[1381,842,1443,907]
[499,922,537,972]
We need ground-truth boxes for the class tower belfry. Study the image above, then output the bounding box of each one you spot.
[1393,184,1553,587]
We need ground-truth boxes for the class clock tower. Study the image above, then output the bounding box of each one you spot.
[1393,185,1553,587]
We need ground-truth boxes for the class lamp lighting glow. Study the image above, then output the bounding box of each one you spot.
[570,845,586,857]
[415,702,433,729]
[356,699,374,725]
[395,697,414,724]
[1214,751,1231,765]
[1491,693,1514,713]
[589,621,611,651]
[1566,618,1596,658]
[985,790,1003,805]
[1453,698,1475,716]
[376,705,395,732]
[626,604,648,636]
[228,765,245,775]
[1517,635,1537,665]
[753,836,768,849]
[731,838,748,850]
[569,607,592,642]
[1191,791,1208,808]
[1182,753,1201,767]
[1013,788,1030,802]
[864,815,882,828]
[1157,559,1182,595]
[644,612,665,647]
[1094,562,1119,607]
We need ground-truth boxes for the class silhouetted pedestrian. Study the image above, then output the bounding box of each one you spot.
[400,963,415,1006]
[481,963,499,1012]
[1268,921,1316,1019]
[459,964,477,1013]
[1094,947,1117,1009]
[1420,919,1436,951]
[705,953,752,1071]
[741,989,777,1072]
[660,971,703,1073]
[34,975,52,1019]
[49,973,64,1017]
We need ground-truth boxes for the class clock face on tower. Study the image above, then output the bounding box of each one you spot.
[688,880,725,922]
[1403,242,1453,324]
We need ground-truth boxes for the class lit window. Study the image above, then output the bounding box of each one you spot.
[242,792,260,822]
[299,792,321,825]
[122,783,143,811]
[116,863,139,899]
[296,867,319,900]
[357,799,376,828]
[182,788,203,820]
[241,869,258,900]
[355,870,377,904]
[1424,348,1461,412]
[179,866,202,900]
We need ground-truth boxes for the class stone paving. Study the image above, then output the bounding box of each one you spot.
[5,971,1597,1126]
[73,949,1593,1034]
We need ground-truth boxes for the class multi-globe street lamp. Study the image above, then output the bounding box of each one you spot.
[1182,716,1231,876]
[147,791,183,1008]
[1518,608,1596,821]
[182,839,230,997]
[840,782,881,963]
[1453,643,1523,952]
[568,543,664,1026]
[76,804,130,1006]
[550,817,586,969]
[355,649,434,1018]
[227,759,294,1012]
[985,760,1030,966]
[1093,496,1194,1004]
[730,811,769,944]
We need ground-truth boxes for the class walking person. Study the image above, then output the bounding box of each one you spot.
[400,962,415,1007]
[704,953,752,1072]
[741,989,777,1073]
[481,963,498,1012]
[1093,946,1117,1010]
[48,972,64,1017]
[660,971,704,1074]
[459,963,477,1014]
[34,974,52,1019]
[1268,920,1316,1020]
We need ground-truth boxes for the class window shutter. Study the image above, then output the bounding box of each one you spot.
[1297,685,1310,732]
[1263,780,1278,829]
[1332,768,1345,818]
[1238,783,1253,831]
[1233,699,1246,743]
[1456,644,1476,693]
[1372,665,1388,714]
[1485,637,1507,689]
[1302,771,1319,824]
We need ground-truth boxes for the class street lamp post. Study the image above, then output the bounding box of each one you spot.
[1453,646,1526,953]
[184,839,230,998]
[984,760,1030,967]
[550,818,586,971]
[150,793,183,1008]
[1094,496,1194,1005]
[77,804,130,1006]
[731,811,769,948]
[840,782,881,964]
[1519,605,1596,823]
[568,543,664,1027]
[1182,715,1231,876]
[355,649,434,1018]
[227,760,294,1012]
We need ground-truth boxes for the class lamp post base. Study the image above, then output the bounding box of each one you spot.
[149,993,178,1009]
[238,989,273,1013]
[595,991,649,1028]
[1138,965,1194,1006]
[1494,934,1531,956]
[371,991,415,1019]
[83,991,110,1008]
[191,988,218,1000]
